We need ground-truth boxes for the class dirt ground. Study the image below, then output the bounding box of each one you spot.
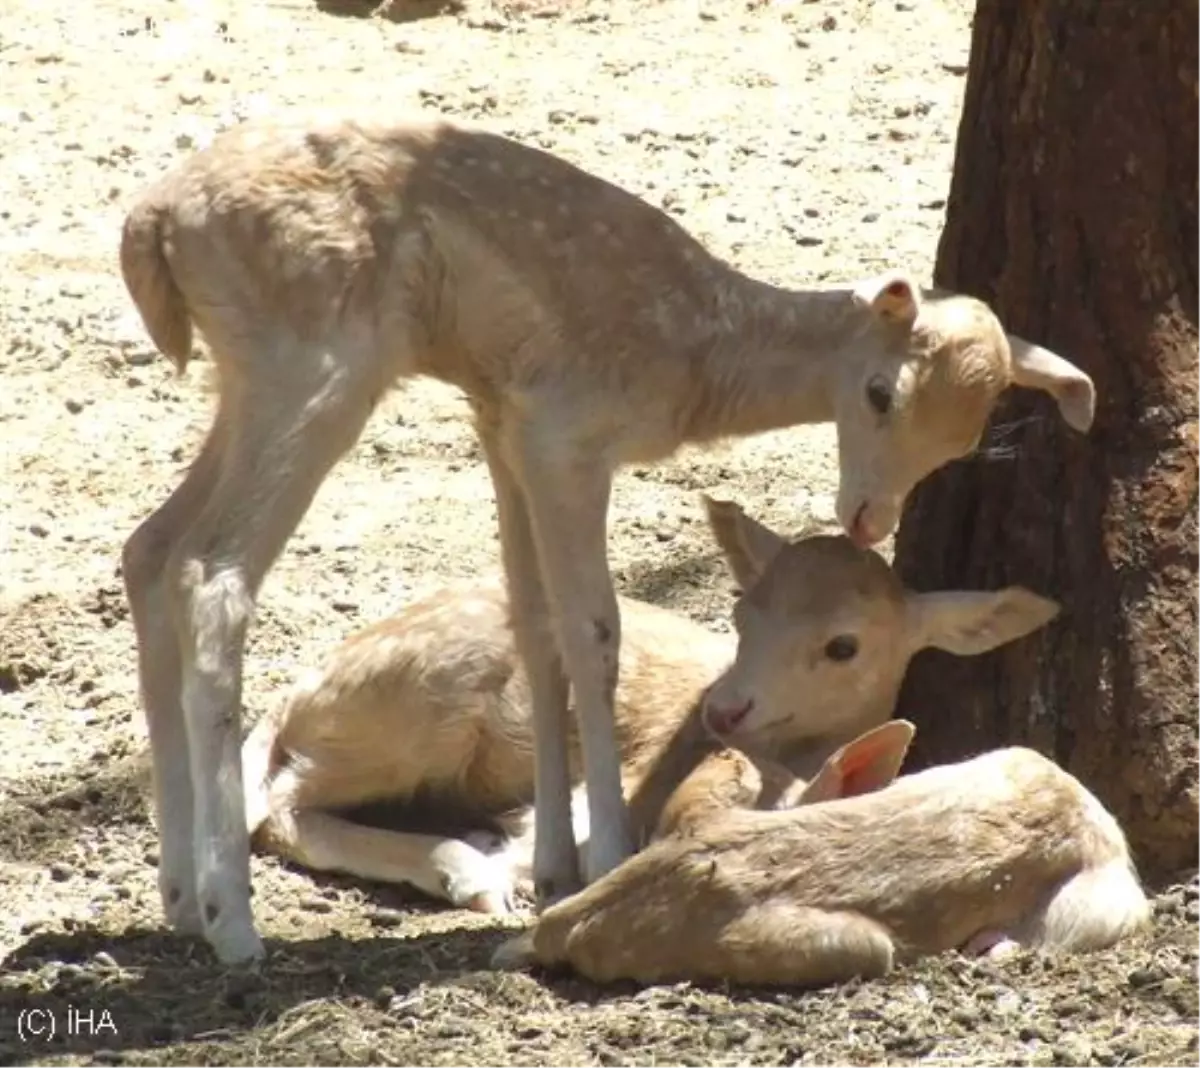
[0,0,1195,1064]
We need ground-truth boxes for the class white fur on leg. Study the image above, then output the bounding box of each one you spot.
[499,788,590,907]
[280,808,520,916]
[129,567,203,934]
[576,714,634,883]
[188,713,263,963]
[193,779,264,964]
[514,454,633,889]
[523,648,582,902]
[430,839,518,914]
[531,747,582,901]
[182,570,264,964]
[555,611,633,883]
[154,752,204,934]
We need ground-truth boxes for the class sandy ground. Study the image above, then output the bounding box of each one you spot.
[0,0,1196,1064]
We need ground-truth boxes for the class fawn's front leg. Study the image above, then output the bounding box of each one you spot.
[517,449,634,885]
[481,434,582,903]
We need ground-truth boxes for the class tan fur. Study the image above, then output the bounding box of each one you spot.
[242,500,1060,913]
[118,113,1095,962]
[518,730,1151,987]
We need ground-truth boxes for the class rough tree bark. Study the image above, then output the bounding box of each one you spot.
[894,0,1198,880]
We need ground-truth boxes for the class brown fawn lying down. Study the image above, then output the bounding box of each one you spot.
[502,720,1151,987]
[120,112,1097,960]
[242,498,1060,912]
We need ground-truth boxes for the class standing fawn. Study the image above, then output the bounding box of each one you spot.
[118,113,1096,962]
[504,720,1151,987]
[242,497,1060,914]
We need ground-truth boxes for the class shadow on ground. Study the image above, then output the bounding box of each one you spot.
[0,921,506,1051]
[314,0,464,24]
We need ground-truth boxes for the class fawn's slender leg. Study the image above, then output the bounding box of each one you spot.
[283,810,515,913]
[514,443,634,884]
[168,366,375,963]
[121,412,227,935]
[711,904,895,987]
[479,431,581,902]
[561,901,896,987]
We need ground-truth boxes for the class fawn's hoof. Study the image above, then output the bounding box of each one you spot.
[490,930,537,972]
[961,929,1020,959]
[159,867,209,936]
[202,906,267,966]
[442,849,519,915]
[464,887,517,915]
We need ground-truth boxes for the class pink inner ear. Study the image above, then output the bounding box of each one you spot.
[884,280,910,299]
[840,765,878,798]
[837,740,896,797]
[838,757,878,798]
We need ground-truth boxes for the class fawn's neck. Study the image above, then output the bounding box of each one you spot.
[682,271,865,443]
[624,703,720,844]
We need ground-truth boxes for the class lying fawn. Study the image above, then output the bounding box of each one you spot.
[242,497,1060,913]
[119,112,1096,961]
[506,720,1151,987]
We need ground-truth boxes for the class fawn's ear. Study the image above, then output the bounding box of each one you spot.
[853,272,921,326]
[905,587,1060,657]
[794,720,916,804]
[1007,335,1095,433]
[702,495,787,592]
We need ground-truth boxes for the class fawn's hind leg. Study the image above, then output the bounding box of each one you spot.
[659,902,895,988]
[279,810,515,913]
[122,411,227,937]
[166,355,377,963]
[997,861,1151,954]
[517,865,895,987]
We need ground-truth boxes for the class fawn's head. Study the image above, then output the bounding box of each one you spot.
[656,719,917,839]
[832,273,1095,547]
[699,497,1060,748]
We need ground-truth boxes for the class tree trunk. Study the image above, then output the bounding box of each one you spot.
[894,0,1198,881]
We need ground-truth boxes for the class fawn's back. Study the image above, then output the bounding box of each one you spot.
[127,116,732,419]
[708,748,1134,948]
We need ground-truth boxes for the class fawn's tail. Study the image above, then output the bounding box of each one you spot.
[119,195,193,370]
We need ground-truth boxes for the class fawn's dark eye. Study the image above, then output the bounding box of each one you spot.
[824,635,859,662]
[866,377,892,415]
